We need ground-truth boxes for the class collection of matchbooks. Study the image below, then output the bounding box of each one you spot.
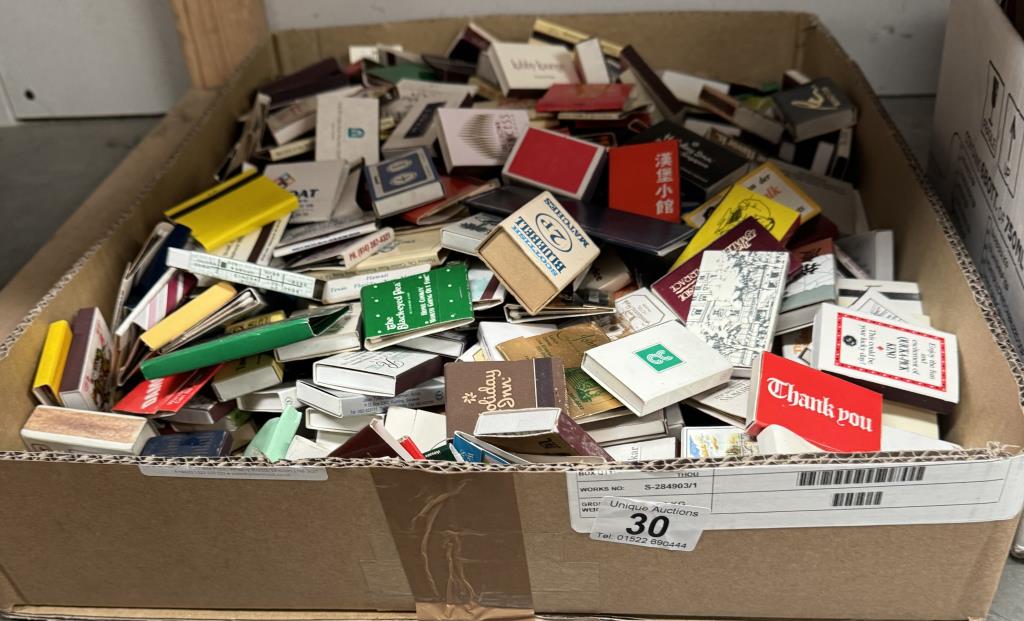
[24,19,961,462]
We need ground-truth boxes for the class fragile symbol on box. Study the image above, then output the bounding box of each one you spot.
[589,496,710,552]
[998,93,1024,197]
[981,62,1006,157]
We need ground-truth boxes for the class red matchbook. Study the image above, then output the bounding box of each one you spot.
[535,83,633,113]
[113,365,222,416]
[501,127,606,200]
[398,436,426,459]
[608,140,681,223]
[747,352,882,453]
[787,213,841,249]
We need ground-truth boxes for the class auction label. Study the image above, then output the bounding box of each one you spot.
[567,454,1024,532]
[590,496,710,551]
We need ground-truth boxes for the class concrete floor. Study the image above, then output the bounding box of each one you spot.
[0,99,1021,619]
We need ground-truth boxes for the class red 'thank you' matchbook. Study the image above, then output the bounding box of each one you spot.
[747,352,882,453]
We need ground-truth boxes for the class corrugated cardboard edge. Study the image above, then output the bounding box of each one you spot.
[802,12,1024,407]
[0,39,278,363]
[2,448,1017,621]
[0,445,1014,469]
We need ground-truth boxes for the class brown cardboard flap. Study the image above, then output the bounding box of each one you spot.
[371,468,534,620]
[6,609,418,620]
[0,460,412,612]
[273,12,805,89]
[513,470,1016,621]
[0,451,1018,620]
[799,17,1024,449]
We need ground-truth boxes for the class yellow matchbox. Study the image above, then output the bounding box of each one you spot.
[140,282,237,350]
[165,169,298,250]
[31,320,73,406]
[672,184,801,268]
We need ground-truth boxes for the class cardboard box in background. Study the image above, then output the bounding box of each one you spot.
[931,0,1024,358]
[930,0,1024,568]
[0,11,1022,621]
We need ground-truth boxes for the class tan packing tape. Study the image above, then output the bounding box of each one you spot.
[370,468,535,621]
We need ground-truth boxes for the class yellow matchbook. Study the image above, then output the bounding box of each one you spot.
[141,282,237,350]
[671,184,801,269]
[164,169,298,250]
[32,320,73,406]
[734,161,823,224]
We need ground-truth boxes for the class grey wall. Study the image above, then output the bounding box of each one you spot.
[0,0,190,121]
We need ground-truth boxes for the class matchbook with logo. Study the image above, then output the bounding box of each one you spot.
[478,190,599,315]
[580,320,732,416]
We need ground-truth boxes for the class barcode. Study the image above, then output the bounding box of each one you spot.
[831,491,884,507]
[797,466,925,487]
[827,493,884,508]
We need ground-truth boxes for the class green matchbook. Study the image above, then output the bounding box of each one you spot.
[141,307,349,379]
[365,63,436,84]
[361,264,474,351]
[243,405,302,462]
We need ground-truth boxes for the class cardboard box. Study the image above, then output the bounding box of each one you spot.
[931,0,1024,359]
[0,12,1022,621]
[928,0,1024,564]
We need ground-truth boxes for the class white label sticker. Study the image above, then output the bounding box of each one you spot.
[139,464,327,481]
[171,248,318,299]
[566,455,1024,533]
[590,496,709,551]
